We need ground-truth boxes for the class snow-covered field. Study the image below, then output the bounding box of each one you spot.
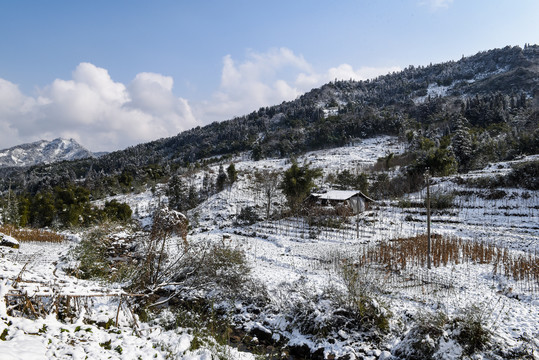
[1,136,538,359]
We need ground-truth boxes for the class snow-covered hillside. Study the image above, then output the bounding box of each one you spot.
[0,138,94,168]
[1,136,538,359]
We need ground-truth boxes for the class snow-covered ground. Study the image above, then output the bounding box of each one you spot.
[414,84,451,104]
[1,136,538,359]
[0,240,256,360]
[188,137,539,358]
[235,135,405,174]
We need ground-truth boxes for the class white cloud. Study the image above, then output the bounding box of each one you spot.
[0,79,35,114]
[127,72,197,133]
[0,63,197,151]
[326,64,401,82]
[197,48,311,122]
[72,62,129,104]
[419,0,454,10]
[0,79,36,147]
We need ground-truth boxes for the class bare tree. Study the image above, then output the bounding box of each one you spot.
[254,169,281,220]
[141,206,189,287]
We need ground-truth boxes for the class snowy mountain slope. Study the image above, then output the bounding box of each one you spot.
[182,137,539,358]
[3,45,537,193]
[1,137,538,359]
[0,138,94,168]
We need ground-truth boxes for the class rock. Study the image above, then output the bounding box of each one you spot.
[229,335,242,344]
[0,233,19,249]
[312,348,325,359]
[288,344,325,359]
[289,344,311,358]
[250,323,273,345]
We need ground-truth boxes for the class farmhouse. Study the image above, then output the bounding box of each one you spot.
[308,190,375,214]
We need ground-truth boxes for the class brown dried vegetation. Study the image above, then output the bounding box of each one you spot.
[356,235,538,287]
[0,224,65,243]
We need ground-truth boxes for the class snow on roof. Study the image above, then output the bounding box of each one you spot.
[312,190,362,201]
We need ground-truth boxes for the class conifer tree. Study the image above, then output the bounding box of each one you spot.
[216,165,228,192]
[280,161,322,214]
[226,163,237,185]
[167,174,187,211]
[2,187,19,226]
[452,118,473,169]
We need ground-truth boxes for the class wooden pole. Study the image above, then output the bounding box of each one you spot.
[426,169,431,270]
[115,296,123,327]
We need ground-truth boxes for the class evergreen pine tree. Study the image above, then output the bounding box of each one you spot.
[226,163,237,186]
[2,185,19,226]
[167,174,187,211]
[202,172,214,199]
[451,118,473,169]
[216,165,228,192]
[280,161,322,214]
[187,185,199,209]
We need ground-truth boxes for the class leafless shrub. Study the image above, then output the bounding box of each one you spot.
[132,215,257,311]
[138,207,189,288]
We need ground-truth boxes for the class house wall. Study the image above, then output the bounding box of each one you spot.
[349,196,366,213]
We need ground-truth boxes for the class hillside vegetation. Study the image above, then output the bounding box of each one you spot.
[0,45,538,199]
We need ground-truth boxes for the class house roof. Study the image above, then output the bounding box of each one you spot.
[311,190,375,202]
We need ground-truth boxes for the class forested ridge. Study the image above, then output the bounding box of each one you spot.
[1,45,538,199]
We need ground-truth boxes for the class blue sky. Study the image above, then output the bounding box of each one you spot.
[0,0,538,151]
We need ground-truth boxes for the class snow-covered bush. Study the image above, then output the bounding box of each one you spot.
[0,233,19,249]
[133,237,262,307]
[236,206,260,225]
[71,222,138,281]
[507,160,539,190]
[337,261,391,334]
[464,160,539,191]
[452,304,492,356]
[72,225,116,279]
[393,305,493,359]
[427,191,455,210]
[288,288,390,341]
[283,259,392,348]
[136,240,267,355]
[393,310,449,360]
[184,240,252,299]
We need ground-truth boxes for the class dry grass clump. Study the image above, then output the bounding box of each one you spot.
[0,224,66,243]
[356,235,538,286]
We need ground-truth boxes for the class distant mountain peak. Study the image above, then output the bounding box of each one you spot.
[0,138,95,168]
